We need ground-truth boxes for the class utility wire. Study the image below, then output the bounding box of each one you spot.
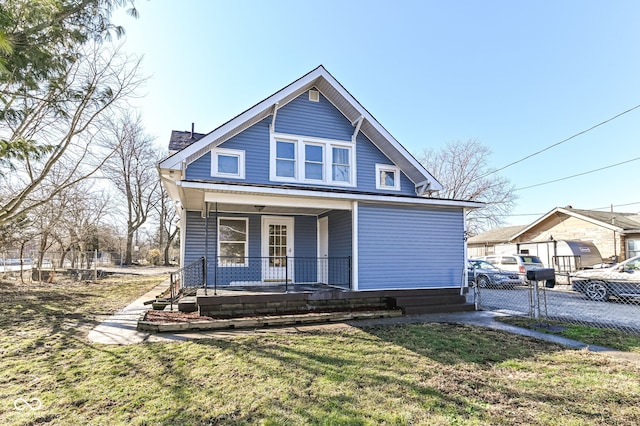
[480,103,640,179]
[514,156,640,191]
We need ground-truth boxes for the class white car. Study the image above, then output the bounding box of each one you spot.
[571,255,640,301]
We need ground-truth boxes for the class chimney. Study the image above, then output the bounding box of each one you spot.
[190,122,194,139]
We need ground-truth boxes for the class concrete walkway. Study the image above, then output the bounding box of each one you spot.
[86,282,640,364]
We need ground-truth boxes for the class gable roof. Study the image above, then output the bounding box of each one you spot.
[168,130,207,152]
[467,224,528,245]
[158,65,443,194]
[512,206,640,238]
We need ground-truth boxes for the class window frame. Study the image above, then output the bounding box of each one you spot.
[270,133,355,186]
[375,163,401,191]
[211,148,245,179]
[217,217,249,267]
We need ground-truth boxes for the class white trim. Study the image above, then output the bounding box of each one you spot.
[217,217,249,267]
[158,66,442,193]
[205,191,352,211]
[352,201,359,291]
[261,216,295,282]
[375,163,401,191]
[211,148,245,179]
[269,132,356,187]
[318,216,329,283]
[189,181,483,209]
[179,206,187,268]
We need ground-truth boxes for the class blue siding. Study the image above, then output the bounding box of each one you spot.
[327,210,352,285]
[294,216,317,282]
[357,204,465,290]
[184,211,322,286]
[355,132,416,196]
[183,94,421,196]
[275,92,353,140]
[186,117,271,182]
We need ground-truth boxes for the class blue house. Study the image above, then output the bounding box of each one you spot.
[159,66,482,298]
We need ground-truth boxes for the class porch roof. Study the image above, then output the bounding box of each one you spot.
[176,179,484,214]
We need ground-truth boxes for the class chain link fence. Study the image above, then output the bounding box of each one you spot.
[470,274,640,335]
[1,250,122,282]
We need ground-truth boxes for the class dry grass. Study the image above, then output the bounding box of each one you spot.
[1,274,640,425]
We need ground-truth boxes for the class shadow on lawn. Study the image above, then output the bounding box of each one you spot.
[180,328,570,425]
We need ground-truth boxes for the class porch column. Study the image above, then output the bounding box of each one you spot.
[352,200,359,291]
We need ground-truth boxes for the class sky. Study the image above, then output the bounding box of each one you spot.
[113,0,640,227]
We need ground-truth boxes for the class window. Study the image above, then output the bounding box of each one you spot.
[270,134,354,186]
[375,164,400,190]
[332,147,350,183]
[628,240,640,258]
[218,218,248,266]
[304,144,323,180]
[276,141,296,178]
[211,148,245,179]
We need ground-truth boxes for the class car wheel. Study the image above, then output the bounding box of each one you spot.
[584,280,610,302]
[477,275,491,288]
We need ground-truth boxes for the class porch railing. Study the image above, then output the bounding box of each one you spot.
[169,256,206,309]
[212,256,352,293]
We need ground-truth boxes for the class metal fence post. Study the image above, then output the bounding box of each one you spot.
[285,256,289,292]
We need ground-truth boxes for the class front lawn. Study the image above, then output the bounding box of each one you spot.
[2,275,640,425]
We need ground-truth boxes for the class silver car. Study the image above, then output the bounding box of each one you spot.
[571,255,640,301]
[468,259,521,289]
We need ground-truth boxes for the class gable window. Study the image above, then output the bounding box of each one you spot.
[218,217,248,266]
[375,164,401,190]
[211,148,245,179]
[276,141,296,178]
[304,144,324,180]
[270,134,355,186]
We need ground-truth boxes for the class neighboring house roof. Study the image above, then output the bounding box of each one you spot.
[512,206,640,238]
[168,130,206,152]
[467,224,528,245]
[158,65,443,194]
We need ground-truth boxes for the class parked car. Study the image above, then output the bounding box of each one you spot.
[467,259,521,288]
[571,255,640,301]
[477,254,549,285]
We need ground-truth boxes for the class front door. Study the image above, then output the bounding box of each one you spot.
[318,217,329,283]
[261,216,294,283]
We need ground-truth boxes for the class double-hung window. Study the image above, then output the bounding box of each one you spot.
[275,141,296,178]
[211,148,245,179]
[271,135,354,186]
[218,218,248,266]
[304,144,324,181]
[375,164,401,190]
[332,147,351,183]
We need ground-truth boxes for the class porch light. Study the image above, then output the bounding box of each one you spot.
[254,205,265,212]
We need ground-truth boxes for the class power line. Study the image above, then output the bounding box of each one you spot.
[480,103,640,179]
[588,201,640,211]
[514,156,640,191]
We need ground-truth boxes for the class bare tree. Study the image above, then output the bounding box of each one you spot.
[419,139,517,234]
[0,43,145,227]
[100,114,160,264]
[155,187,179,266]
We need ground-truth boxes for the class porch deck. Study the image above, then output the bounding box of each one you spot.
[182,286,473,318]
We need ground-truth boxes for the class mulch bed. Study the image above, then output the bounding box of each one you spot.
[143,305,394,323]
[144,310,215,323]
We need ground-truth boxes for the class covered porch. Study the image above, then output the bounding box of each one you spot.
[176,182,357,290]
